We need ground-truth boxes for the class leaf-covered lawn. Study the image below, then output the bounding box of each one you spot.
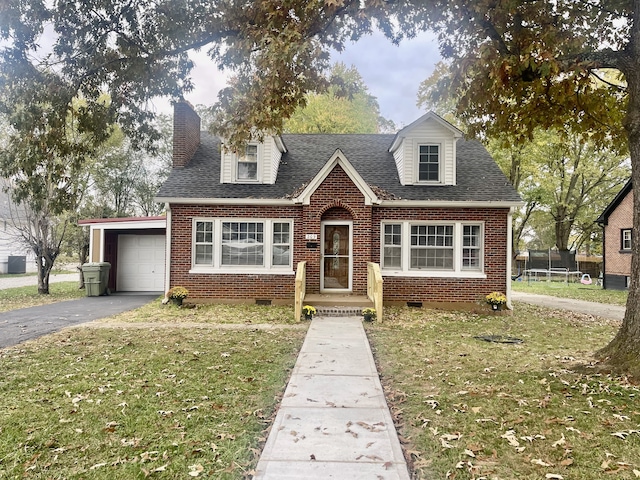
[0,325,306,479]
[97,301,301,325]
[367,304,640,479]
[512,280,628,306]
[0,282,86,313]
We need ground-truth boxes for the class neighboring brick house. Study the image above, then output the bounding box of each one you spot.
[596,180,633,290]
[155,101,522,309]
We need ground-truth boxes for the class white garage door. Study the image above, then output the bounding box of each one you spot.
[117,235,165,292]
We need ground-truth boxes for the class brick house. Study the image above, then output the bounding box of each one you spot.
[596,180,632,290]
[155,101,522,310]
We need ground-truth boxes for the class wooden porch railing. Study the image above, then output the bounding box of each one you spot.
[367,262,384,323]
[294,261,306,322]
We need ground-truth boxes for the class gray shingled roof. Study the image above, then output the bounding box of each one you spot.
[156,132,522,203]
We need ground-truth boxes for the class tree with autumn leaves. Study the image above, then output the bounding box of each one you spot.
[1,0,640,375]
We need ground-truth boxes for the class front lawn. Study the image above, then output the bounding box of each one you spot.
[97,300,302,325]
[367,304,640,479]
[0,319,306,479]
[512,279,628,306]
[0,282,86,313]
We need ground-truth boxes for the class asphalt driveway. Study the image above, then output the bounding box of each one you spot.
[0,295,158,349]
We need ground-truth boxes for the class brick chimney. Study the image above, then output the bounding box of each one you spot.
[172,100,201,168]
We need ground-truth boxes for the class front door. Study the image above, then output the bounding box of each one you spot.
[321,222,352,292]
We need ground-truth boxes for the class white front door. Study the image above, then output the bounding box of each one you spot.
[117,235,165,291]
[320,222,352,292]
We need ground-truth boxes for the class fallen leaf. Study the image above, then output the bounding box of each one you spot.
[552,434,566,447]
[560,458,574,466]
[545,475,564,479]
[440,438,455,449]
[531,458,553,467]
[188,464,204,477]
[501,430,520,447]
[463,449,476,458]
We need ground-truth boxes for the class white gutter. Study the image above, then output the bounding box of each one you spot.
[164,203,172,296]
[154,197,296,206]
[506,206,514,309]
[379,200,525,208]
[155,197,524,209]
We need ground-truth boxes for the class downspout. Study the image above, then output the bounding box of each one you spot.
[506,207,514,309]
[164,203,172,296]
[600,221,606,289]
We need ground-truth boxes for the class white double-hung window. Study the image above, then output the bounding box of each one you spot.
[381,221,484,277]
[237,144,258,181]
[418,144,440,182]
[192,218,293,273]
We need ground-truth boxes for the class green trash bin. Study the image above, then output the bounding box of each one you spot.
[82,262,111,296]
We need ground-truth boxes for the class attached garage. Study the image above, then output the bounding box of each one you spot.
[79,216,167,294]
[117,235,166,291]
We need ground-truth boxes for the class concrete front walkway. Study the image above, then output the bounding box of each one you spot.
[253,316,410,480]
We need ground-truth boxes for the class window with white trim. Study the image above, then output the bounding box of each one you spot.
[418,144,440,182]
[222,221,264,265]
[194,221,214,265]
[272,222,291,266]
[622,228,632,251]
[381,221,484,276]
[382,224,402,268]
[462,225,481,269]
[192,218,293,272]
[411,225,453,269]
[237,144,258,181]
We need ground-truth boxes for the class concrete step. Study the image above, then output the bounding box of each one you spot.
[303,294,373,317]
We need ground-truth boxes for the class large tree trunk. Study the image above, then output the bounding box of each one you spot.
[597,14,640,378]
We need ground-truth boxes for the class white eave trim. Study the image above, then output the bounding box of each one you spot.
[155,196,296,206]
[155,197,523,208]
[389,111,464,153]
[274,135,287,153]
[379,199,525,208]
[293,148,380,206]
[79,219,167,229]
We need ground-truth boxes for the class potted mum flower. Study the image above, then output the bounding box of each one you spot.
[168,286,189,306]
[486,291,507,311]
[362,307,376,322]
[302,305,316,320]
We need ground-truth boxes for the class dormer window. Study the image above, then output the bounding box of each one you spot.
[237,144,258,181]
[418,144,440,182]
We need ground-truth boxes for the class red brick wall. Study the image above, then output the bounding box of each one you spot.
[168,164,510,306]
[372,207,508,305]
[169,204,303,300]
[173,101,201,168]
[604,188,633,276]
[302,165,372,295]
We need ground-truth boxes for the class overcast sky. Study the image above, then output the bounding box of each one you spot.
[175,30,441,129]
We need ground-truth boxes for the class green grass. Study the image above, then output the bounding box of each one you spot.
[512,279,628,306]
[0,324,306,479]
[0,282,86,313]
[366,305,639,479]
[98,301,303,325]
